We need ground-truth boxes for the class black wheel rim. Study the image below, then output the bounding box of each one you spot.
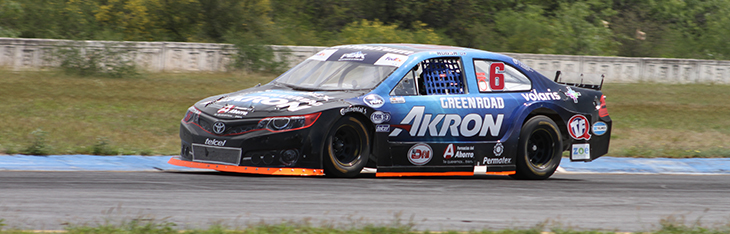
[527,129,554,169]
[331,125,361,166]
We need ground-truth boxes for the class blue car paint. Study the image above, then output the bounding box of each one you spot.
[339,46,610,172]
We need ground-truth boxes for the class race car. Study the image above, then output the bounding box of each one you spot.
[168,44,611,179]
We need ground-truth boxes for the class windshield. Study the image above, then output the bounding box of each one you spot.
[273,60,398,91]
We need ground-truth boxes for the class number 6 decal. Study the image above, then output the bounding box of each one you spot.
[490,62,505,90]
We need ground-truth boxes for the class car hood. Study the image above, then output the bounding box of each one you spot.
[195,86,368,119]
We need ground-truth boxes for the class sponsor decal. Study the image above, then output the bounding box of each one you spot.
[308,49,338,61]
[434,51,459,56]
[202,95,229,107]
[332,45,415,55]
[440,97,504,109]
[370,111,391,124]
[340,106,367,115]
[213,121,226,135]
[216,105,252,117]
[493,142,504,157]
[217,92,332,112]
[512,58,534,72]
[443,144,475,159]
[477,72,489,92]
[592,121,608,136]
[375,124,390,132]
[363,94,385,108]
[484,157,512,165]
[374,53,408,67]
[204,138,226,147]
[408,143,433,166]
[339,51,367,61]
[568,115,591,140]
[443,144,475,165]
[521,89,561,102]
[564,87,582,103]
[571,143,591,160]
[390,96,406,104]
[389,106,503,137]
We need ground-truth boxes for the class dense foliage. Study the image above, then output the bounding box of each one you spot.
[2,0,730,60]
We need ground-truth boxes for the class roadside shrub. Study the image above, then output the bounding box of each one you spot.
[55,42,140,78]
[225,33,290,74]
[66,219,177,234]
[22,129,51,155]
[91,137,119,155]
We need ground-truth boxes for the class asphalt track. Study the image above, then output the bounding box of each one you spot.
[1,170,729,232]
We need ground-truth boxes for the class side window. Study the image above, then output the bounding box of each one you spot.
[391,67,418,96]
[391,57,465,96]
[473,60,531,92]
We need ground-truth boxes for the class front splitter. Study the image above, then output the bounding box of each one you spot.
[168,157,325,176]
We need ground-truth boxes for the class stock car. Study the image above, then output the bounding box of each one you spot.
[168,44,611,179]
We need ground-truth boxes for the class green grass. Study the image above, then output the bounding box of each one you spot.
[0,70,276,155]
[602,83,730,157]
[1,70,729,157]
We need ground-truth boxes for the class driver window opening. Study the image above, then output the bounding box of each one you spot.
[391,57,465,96]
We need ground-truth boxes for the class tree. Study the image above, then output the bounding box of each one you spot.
[95,0,157,41]
[146,0,202,42]
[337,19,445,45]
[0,0,22,37]
[549,1,618,55]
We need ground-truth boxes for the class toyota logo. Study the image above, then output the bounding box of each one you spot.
[213,121,226,135]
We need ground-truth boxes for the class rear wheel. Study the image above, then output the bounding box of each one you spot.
[323,116,370,177]
[511,116,563,180]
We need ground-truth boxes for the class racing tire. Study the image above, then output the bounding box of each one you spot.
[323,116,370,178]
[511,115,563,180]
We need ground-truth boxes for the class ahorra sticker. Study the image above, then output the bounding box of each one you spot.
[571,143,590,160]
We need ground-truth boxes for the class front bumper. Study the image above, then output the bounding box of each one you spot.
[175,111,335,170]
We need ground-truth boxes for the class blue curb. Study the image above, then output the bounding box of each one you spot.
[560,157,730,174]
[0,155,207,171]
[0,155,729,174]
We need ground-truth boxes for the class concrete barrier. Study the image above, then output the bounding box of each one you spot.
[2,37,729,84]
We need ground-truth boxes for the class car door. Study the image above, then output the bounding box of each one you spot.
[385,56,511,170]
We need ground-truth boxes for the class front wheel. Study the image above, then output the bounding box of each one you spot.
[511,116,563,180]
[323,116,370,177]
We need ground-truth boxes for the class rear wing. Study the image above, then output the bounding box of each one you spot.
[552,71,604,90]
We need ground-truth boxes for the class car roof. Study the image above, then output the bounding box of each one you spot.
[329,43,546,80]
[331,43,495,56]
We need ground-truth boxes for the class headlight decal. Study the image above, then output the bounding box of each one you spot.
[185,108,321,136]
[258,112,321,132]
[183,106,201,123]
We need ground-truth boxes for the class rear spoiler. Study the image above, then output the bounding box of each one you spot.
[553,71,604,90]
